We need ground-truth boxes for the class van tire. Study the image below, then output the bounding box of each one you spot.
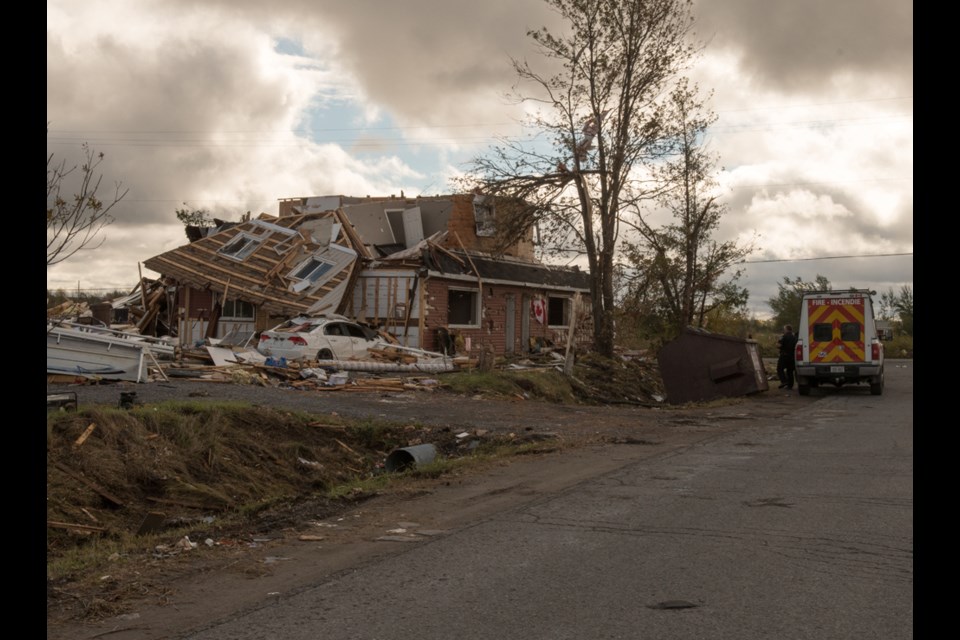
[317,348,333,360]
[870,373,884,396]
[798,384,811,396]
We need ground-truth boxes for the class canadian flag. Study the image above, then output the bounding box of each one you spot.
[532,298,546,324]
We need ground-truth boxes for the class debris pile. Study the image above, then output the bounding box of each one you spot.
[567,350,666,406]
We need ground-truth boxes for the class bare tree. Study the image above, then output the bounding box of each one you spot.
[47,140,129,267]
[457,0,699,357]
[621,79,755,337]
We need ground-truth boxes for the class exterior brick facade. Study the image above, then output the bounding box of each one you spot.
[420,277,592,356]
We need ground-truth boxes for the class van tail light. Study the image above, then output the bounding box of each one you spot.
[795,342,803,362]
[289,336,308,346]
[259,334,269,341]
[871,342,882,360]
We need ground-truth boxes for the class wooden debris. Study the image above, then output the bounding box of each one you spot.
[377,330,400,344]
[73,423,96,448]
[54,462,124,507]
[367,347,418,364]
[307,422,346,430]
[47,520,106,534]
[146,496,224,510]
[47,374,85,384]
[334,439,359,456]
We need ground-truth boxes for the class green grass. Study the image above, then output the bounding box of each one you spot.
[440,369,577,403]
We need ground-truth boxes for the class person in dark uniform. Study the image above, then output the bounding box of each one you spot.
[776,324,798,389]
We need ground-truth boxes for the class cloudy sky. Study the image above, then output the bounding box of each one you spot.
[47,0,913,319]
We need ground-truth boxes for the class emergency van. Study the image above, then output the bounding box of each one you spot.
[794,289,885,396]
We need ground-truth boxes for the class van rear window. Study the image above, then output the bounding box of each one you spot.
[840,322,861,341]
[812,324,833,341]
[812,322,862,342]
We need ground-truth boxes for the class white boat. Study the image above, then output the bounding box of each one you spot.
[46,322,175,382]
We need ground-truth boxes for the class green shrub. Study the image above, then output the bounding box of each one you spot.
[887,335,913,358]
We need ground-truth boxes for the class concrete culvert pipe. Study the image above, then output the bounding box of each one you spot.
[385,444,438,472]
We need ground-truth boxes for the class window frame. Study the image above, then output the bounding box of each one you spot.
[547,295,570,328]
[217,233,262,261]
[840,322,862,342]
[472,195,496,237]
[447,287,480,328]
[289,257,334,283]
[220,298,255,321]
[812,323,833,342]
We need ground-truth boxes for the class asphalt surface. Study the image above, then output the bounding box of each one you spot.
[47,362,913,640]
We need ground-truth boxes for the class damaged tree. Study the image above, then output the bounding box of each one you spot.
[458,0,700,357]
[47,135,129,267]
[620,80,754,339]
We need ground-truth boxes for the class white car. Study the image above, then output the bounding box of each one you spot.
[256,315,380,362]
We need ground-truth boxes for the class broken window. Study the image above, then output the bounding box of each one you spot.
[289,257,334,283]
[271,228,302,255]
[221,298,255,320]
[548,296,569,326]
[473,195,496,237]
[217,233,262,260]
[448,288,479,326]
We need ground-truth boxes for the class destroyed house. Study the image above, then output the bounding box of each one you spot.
[143,193,593,355]
[142,210,362,346]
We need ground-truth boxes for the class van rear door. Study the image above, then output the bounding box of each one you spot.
[805,295,867,367]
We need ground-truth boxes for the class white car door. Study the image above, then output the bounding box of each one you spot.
[321,322,360,359]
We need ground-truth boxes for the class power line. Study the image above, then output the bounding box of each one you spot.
[744,252,912,264]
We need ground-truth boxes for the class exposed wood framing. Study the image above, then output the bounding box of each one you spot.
[427,240,466,267]
[183,287,192,345]
[333,208,373,259]
[453,232,483,291]
[418,275,427,345]
[402,277,417,346]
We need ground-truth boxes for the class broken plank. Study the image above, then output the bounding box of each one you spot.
[73,423,96,448]
[47,374,86,384]
[145,497,221,510]
[334,439,360,455]
[306,422,347,430]
[47,520,106,534]
[54,462,125,507]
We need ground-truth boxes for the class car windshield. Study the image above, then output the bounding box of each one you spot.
[273,319,322,333]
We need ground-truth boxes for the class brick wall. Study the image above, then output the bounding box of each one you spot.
[438,195,535,260]
[421,277,591,356]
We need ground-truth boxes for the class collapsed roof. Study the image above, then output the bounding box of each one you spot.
[143,210,362,318]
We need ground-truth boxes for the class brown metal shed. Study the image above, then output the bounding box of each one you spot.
[657,327,770,405]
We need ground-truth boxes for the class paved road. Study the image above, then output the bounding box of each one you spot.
[167,363,912,640]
